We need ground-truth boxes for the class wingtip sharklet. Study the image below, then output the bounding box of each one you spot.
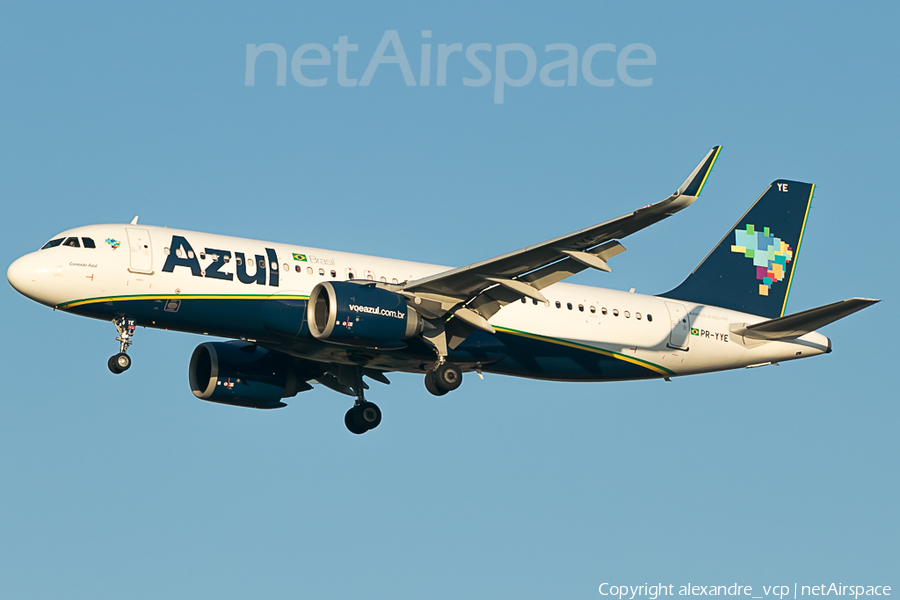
[678,145,722,197]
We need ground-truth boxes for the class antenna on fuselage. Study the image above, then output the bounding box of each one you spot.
[130,216,139,224]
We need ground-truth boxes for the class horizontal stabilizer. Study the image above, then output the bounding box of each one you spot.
[730,298,879,341]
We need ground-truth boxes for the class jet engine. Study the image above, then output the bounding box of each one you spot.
[188,341,322,409]
[307,281,424,347]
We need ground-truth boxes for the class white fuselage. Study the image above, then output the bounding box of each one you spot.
[7,223,831,381]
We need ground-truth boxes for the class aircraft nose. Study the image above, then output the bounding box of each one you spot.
[7,254,40,300]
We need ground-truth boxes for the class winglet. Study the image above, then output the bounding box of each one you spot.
[678,146,722,197]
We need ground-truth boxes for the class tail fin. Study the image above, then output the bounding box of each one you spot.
[662,180,815,318]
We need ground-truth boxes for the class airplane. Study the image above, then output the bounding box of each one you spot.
[6,147,878,434]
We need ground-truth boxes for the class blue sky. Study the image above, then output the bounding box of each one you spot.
[1,2,897,598]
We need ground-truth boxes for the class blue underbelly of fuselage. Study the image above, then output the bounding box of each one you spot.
[64,296,664,382]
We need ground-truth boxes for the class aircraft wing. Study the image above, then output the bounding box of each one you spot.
[402,146,721,329]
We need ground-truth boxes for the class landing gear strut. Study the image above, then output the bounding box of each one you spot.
[344,366,382,435]
[108,317,136,374]
[424,361,462,396]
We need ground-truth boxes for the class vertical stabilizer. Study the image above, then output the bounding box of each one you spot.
[662,180,814,318]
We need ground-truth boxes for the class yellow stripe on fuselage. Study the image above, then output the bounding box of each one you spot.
[57,293,310,310]
[493,326,673,376]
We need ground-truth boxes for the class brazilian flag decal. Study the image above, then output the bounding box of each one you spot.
[690,328,699,336]
[292,253,307,262]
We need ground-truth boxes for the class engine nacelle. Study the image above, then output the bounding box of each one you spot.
[188,341,317,409]
[307,281,423,347]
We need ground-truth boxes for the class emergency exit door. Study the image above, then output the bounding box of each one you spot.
[665,301,691,351]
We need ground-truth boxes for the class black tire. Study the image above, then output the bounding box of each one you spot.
[424,371,447,396]
[359,402,382,430]
[344,407,367,434]
[434,362,462,393]
[108,353,131,374]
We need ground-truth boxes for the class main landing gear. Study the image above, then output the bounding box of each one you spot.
[108,317,136,374]
[424,361,462,396]
[344,366,382,435]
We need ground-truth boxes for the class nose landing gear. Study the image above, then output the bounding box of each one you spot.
[108,352,131,374]
[108,317,136,374]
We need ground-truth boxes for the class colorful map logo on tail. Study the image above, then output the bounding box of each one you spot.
[730,224,793,296]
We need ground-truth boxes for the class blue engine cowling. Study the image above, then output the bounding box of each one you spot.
[188,341,323,409]
[307,281,424,347]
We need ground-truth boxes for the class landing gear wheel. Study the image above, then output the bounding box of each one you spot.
[424,371,448,396]
[343,365,384,434]
[345,407,367,435]
[108,352,131,374]
[433,362,462,393]
[359,402,382,430]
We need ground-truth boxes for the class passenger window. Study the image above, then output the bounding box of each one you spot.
[647,314,653,322]
[223,255,230,263]
[64,237,80,248]
[380,276,387,283]
[532,299,538,305]
[199,252,206,260]
[590,306,596,314]
[520,298,527,304]
[307,267,313,275]
[348,271,355,279]
[331,270,337,278]
[295,265,302,273]
[236,256,243,265]
[163,247,170,255]
[319,268,325,276]
[392,278,398,284]
[82,238,96,248]
[578,304,584,312]
[41,238,64,250]
[555,301,561,309]
[625,311,630,318]
[282,263,288,271]
[613,309,619,317]
[636,312,642,320]
[601,307,608,315]
[188,250,194,259]
[258,259,265,269]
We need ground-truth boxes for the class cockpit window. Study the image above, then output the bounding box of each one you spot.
[41,238,64,250]
[63,237,80,248]
[82,237,96,248]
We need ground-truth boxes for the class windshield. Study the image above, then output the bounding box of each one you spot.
[41,238,64,250]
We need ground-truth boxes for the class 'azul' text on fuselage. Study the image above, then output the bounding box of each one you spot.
[161,235,280,287]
